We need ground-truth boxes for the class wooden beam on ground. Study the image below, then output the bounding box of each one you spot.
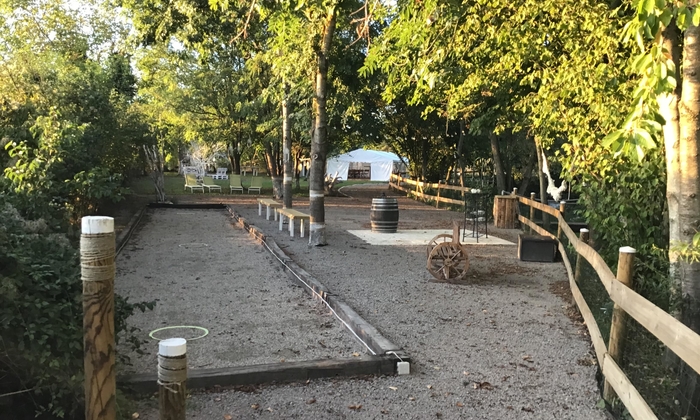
[122,356,397,395]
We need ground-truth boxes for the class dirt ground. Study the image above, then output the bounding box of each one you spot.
[125,184,607,419]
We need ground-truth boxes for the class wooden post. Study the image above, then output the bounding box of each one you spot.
[529,193,536,234]
[603,246,636,403]
[159,338,188,420]
[81,216,116,420]
[493,195,519,228]
[436,182,441,209]
[574,228,590,284]
[511,187,518,195]
[557,201,566,239]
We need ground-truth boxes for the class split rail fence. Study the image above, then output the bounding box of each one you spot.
[389,175,700,419]
[389,174,481,208]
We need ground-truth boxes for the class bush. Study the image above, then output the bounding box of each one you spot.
[0,198,152,418]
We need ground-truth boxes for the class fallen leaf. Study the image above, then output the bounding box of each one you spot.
[463,371,470,376]
[223,415,232,420]
[433,366,441,370]
[348,404,362,411]
[131,414,139,420]
[251,404,260,410]
[352,352,360,357]
[456,402,464,407]
[280,359,285,363]
[472,381,494,390]
[522,355,532,361]
[522,406,534,413]
[409,397,416,401]
[266,408,273,412]
[306,398,316,404]
[381,409,389,414]
[436,413,443,418]
[427,385,433,389]
[388,386,398,391]
[214,397,221,402]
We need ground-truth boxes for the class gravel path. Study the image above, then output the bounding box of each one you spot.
[131,186,608,419]
[116,208,364,374]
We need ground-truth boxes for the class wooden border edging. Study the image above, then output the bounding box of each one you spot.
[122,356,396,394]
[147,203,227,209]
[116,206,147,257]
[226,206,407,358]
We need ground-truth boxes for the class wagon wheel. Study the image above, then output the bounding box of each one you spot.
[427,242,469,281]
[426,233,454,258]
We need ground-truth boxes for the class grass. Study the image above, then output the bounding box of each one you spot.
[127,172,381,197]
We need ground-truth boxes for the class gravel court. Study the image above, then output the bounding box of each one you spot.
[116,208,365,375]
[132,187,608,419]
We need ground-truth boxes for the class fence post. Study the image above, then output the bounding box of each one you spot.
[159,338,188,420]
[436,181,441,209]
[574,228,590,284]
[81,216,116,420]
[557,201,566,240]
[529,193,536,234]
[603,246,636,403]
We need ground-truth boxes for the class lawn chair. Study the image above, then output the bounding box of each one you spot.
[184,174,204,193]
[247,176,263,194]
[229,174,243,194]
[214,167,228,179]
[202,176,221,193]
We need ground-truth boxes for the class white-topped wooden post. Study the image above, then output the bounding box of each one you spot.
[603,246,636,402]
[158,338,187,420]
[81,216,116,420]
[574,228,590,284]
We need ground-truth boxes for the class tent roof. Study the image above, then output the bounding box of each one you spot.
[330,149,404,163]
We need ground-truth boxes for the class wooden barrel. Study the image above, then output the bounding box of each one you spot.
[371,198,399,233]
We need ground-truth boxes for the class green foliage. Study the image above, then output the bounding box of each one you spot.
[572,146,670,306]
[0,198,153,418]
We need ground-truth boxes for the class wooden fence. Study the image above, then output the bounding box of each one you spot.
[520,196,700,419]
[388,175,700,419]
[389,174,483,207]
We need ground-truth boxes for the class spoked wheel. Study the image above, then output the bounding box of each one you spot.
[427,242,470,281]
[426,234,454,258]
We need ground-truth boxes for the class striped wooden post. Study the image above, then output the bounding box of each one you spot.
[81,216,116,420]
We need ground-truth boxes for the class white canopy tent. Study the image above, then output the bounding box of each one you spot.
[326,149,406,182]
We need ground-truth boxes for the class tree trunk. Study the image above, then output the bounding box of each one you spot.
[535,139,549,229]
[308,10,336,246]
[264,141,283,198]
[659,21,683,369]
[489,132,507,193]
[458,119,466,187]
[678,20,700,418]
[519,147,537,194]
[282,82,293,208]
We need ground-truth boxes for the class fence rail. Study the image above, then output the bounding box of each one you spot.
[388,175,700,419]
[390,174,479,207]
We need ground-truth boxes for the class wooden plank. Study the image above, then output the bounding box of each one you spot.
[609,280,700,375]
[408,190,462,206]
[558,242,607,363]
[122,356,397,394]
[601,354,658,420]
[518,215,556,239]
[518,196,560,217]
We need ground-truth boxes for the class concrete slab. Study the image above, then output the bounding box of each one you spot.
[347,229,516,246]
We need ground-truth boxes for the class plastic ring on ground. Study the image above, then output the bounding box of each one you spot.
[148,326,209,341]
